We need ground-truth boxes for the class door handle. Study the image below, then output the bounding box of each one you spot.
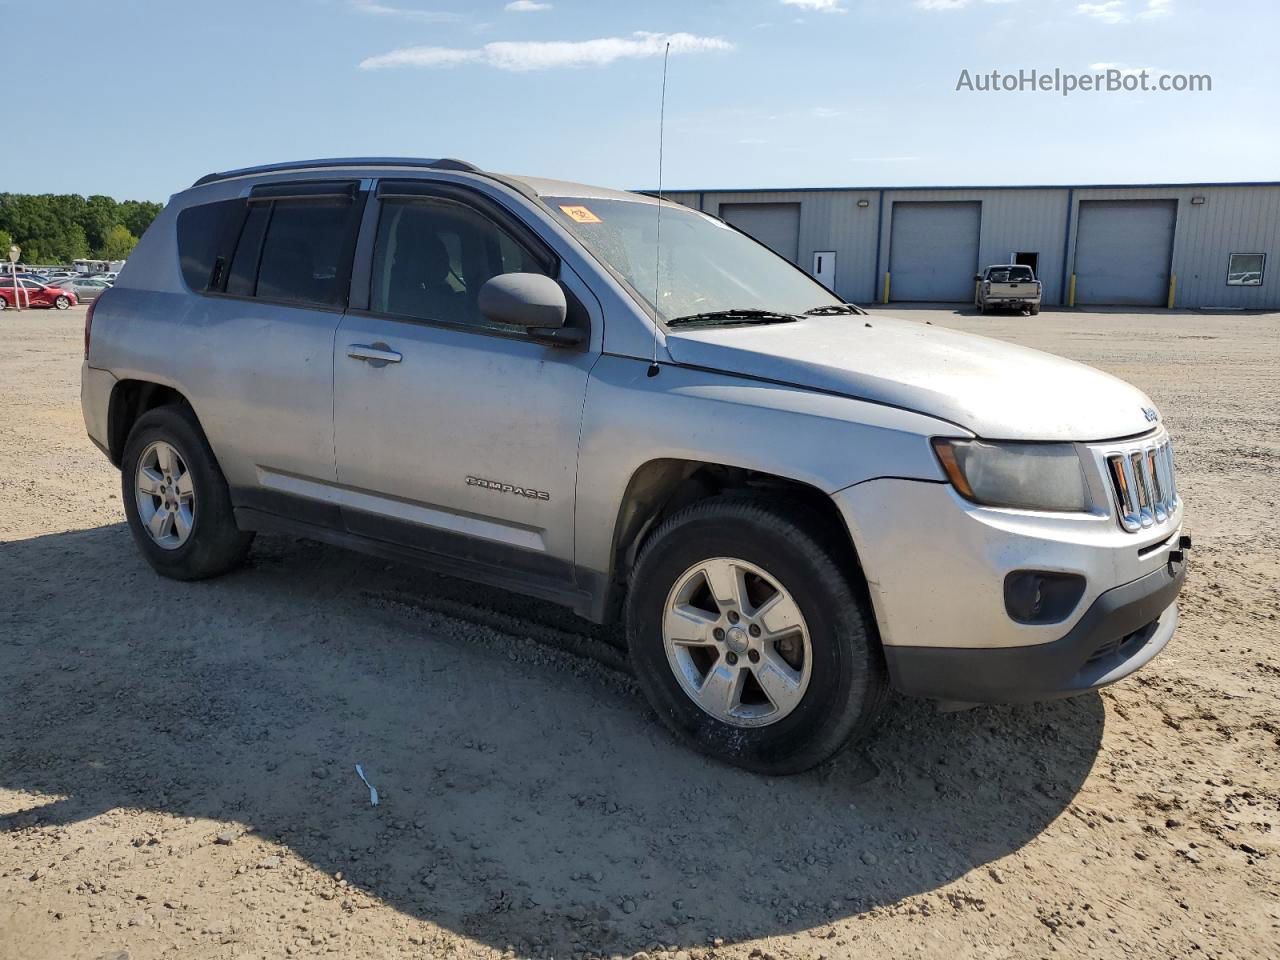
[347,343,402,367]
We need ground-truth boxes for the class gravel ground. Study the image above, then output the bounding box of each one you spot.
[1,304,1277,960]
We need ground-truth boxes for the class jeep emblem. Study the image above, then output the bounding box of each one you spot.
[1142,407,1159,423]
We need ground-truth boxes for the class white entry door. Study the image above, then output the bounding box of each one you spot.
[812,250,837,287]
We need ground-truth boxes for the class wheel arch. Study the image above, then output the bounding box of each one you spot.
[107,379,199,467]
[599,457,869,624]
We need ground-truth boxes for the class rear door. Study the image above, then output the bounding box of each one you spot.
[179,181,366,520]
[331,180,595,588]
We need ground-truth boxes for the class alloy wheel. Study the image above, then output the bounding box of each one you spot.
[662,556,813,727]
[134,440,196,550]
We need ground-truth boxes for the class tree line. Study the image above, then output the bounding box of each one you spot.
[0,193,164,265]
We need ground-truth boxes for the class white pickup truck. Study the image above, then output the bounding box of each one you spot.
[976,264,1042,315]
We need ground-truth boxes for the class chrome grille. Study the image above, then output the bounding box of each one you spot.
[1104,436,1178,533]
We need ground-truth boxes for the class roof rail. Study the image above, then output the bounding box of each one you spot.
[192,157,481,187]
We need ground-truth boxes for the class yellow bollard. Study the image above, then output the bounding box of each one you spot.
[1067,274,1077,308]
[1167,274,1177,309]
[882,272,891,304]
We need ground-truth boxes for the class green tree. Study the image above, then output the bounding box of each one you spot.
[0,229,11,258]
[82,195,119,252]
[100,224,138,261]
[0,192,159,265]
[119,200,163,239]
[62,223,90,262]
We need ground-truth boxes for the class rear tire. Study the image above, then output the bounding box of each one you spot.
[121,404,253,581]
[626,496,886,775]
[0,295,8,310]
[1029,304,1041,316]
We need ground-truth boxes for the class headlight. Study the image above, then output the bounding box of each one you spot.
[932,439,1090,512]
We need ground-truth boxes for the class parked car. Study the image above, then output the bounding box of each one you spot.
[59,277,113,302]
[91,271,119,283]
[0,278,77,309]
[975,264,1042,315]
[81,158,1188,774]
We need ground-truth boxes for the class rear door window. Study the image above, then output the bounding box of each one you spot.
[255,200,353,307]
[216,181,363,308]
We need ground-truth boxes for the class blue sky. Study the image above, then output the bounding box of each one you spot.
[3,0,1276,200]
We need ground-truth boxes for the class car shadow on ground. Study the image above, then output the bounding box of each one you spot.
[0,524,1105,955]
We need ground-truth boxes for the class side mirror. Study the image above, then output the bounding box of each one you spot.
[974,274,984,282]
[479,273,567,330]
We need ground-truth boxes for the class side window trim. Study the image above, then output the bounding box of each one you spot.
[374,179,557,274]
[221,201,273,298]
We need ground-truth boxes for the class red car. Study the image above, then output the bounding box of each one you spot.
[0,278,78,310]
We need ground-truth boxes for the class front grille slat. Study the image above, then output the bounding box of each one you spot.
[1146,448,1166,523]
[1103,434,1178,534]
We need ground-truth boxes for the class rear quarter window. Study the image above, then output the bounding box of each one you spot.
[176,199,244,292]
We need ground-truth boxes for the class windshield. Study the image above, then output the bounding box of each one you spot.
[545,196,842,323]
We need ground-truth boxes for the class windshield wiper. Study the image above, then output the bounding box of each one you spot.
[803,303,867,316]
[666,309,798,328]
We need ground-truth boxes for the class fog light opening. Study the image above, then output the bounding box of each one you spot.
[1004,571,1087,625]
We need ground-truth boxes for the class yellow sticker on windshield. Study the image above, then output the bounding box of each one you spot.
[559,204,602,224]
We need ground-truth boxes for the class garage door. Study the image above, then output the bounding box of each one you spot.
[1074,200,1177,306]
[719,203,801,263]
[888,201,981,302]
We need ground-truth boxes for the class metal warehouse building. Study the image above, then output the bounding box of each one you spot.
[660,182,1280,309]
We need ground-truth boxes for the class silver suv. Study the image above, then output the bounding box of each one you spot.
[81,158,1188,774]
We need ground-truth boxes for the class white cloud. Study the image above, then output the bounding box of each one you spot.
[350,0,461,21]
[504,1,552,11]
[1076,0,1171,23]
[1076,1,1129,23]
[915,0,1022,9]
[781,0,845,12]
[360,31,734,71]
[810,106,841,118]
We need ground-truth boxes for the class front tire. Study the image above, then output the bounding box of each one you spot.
[54,296,71,310]
[0,294,8,310]
[626,497,886,775]
[121,404,253,581]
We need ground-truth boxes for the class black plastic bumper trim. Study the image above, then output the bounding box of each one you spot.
[884,557,1187,704]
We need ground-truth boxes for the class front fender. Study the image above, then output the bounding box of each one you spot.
[573,355,963,581]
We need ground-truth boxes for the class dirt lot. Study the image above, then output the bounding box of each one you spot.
[1,304,1277,960]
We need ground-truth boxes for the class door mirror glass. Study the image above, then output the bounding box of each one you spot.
[478,273,567,329]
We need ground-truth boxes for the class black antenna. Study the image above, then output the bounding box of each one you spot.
[647,42,671,379]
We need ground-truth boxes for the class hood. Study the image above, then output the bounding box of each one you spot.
[665,314,1158,441]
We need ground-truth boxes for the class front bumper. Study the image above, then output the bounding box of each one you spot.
[833,476,1186,703]
[883,558,1184,703]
